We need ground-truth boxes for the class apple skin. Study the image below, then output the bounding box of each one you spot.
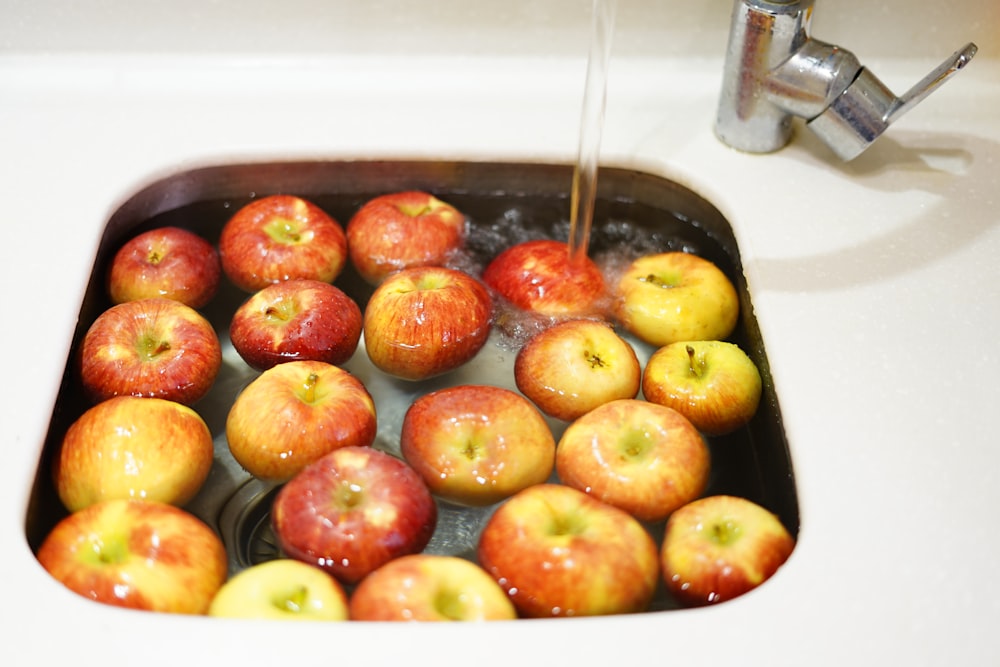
[218,194,348,293]
[229,279,363,372]
[477,483,660,618]
[555,398,710,523]
[36,498,228,615]
[208,559,349,621]
[225,360,377,482]
[349,554,518,621]
[482,239,608,318]
[79,297,222,406]
[400,384,556,507]
[615,251,739,347]
[514,318,641,422]
[54,395,214,513]
[270,446,438,585]
[660,494,795,607]
[362,266,493,381]
[346,191,467,285]
[107,226,221,308]
[642,340,762,436]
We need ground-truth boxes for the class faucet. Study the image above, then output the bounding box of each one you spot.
[715,0,978,160]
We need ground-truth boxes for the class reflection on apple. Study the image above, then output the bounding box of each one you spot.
[643,340,762,436]
[208,559,349,621]
[555,398,710,523]
[660,494,795,606]
[37,499,228,615]
[54,395,214,512]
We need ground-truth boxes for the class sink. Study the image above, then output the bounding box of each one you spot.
[25,159,799,613]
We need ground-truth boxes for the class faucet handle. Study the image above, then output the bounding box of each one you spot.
[807,43,978,160]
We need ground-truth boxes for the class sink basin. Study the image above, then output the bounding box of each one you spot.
[25,159,799,613]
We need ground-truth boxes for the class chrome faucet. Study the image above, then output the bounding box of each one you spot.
[715,0,978,160]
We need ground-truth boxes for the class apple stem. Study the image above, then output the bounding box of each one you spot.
[302,373,319,403]
[686,344,704,378]
[276,586,309,614]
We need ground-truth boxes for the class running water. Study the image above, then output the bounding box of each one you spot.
[568,0,617,267]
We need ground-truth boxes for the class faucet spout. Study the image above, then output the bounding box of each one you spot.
[714,0,978,160]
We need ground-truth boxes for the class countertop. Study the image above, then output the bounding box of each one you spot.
[2,1,998,665]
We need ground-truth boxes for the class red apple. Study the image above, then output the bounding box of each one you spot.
[79,297,222,406]
[614,251,739,347]
[555,399,710,523]
[349,554,517,621]
[642,340,762,436]
[107,226,221,308]
[514,318,641,422]
[400,384,556,506]
[346,190,467,285]
[225,359,377,482]
[482,239,608,318]
[36,498,228,614]
[229,279,363,372]
[478,483,659,618]
[270,446,438,585]
[661,494,795,606]
[362,266,493,381]
[54,395,214,513]
[208,559,350,621]
[218,194,348,293]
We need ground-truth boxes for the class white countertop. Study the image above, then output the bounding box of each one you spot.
[2,1,999,665]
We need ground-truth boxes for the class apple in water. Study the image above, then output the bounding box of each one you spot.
[362,266,493,381]
[36,498,228,614]
[514,318,641,422]
[271,446,438,585]
[208,559,349,621]
[229,279,363,371]
[482,239,608,318]
[555,398,710,523]
[643,340,762,436]
[226,359,377,482]
[79,297,222,406]
[107,226,221,308]
[400,384,556,506]
[346,190,467,285]
[218,194,348,293]
[54,395,214,513]
[477,483,659,618]
[661,494,795,606]
[615,251,739,347]
[349,554,517,621]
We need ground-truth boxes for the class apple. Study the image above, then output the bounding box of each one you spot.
[225,359,377,482]
[107,226,221,308]
[642,340,762,436]
[36,498,228,614]
[54,395,214,513]
[208,559,349,621]
[660,494,795,606]
[477,483,659,618]
[482,238,608,318]
[514,318,641,422]
[349,553,518,621]
[229,278,363,372]
[346,190,467,285]
[614,251,739,347]
[362,266,493,381]
[78,297,222,406]
[270,446,438,585]
[218,194,348,293]
[400,384,556,506]
[555,398,710,523]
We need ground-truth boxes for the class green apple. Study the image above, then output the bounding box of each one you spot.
[615,251,739,347]
[642,340,762,436]
[208,559,349,621]
[661,494,795,606]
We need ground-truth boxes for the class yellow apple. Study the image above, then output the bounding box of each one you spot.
[208,559,349,621]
